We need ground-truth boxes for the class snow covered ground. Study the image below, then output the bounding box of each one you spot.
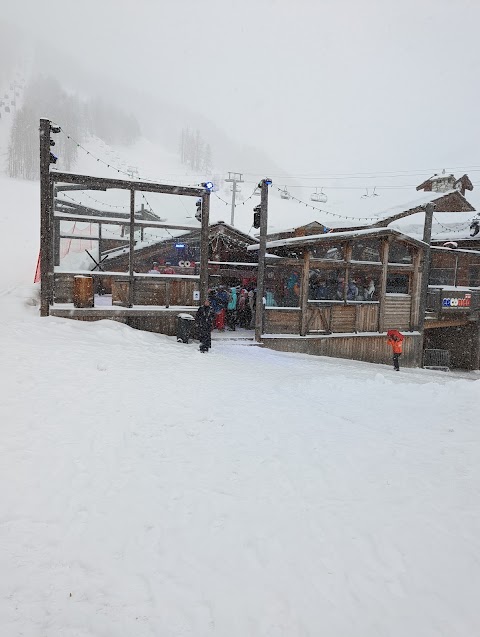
[1,122,480,636]
[1,284,480,636]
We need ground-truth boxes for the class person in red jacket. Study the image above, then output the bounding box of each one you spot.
[387,330,404,371]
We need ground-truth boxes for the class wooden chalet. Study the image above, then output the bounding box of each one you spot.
[100,221,258,283]
[247,227,428,367]
[416,173,473,196]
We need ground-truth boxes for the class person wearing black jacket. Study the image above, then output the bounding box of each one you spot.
[195,299,215,353]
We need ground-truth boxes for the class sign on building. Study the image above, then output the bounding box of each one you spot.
[441,291,471,310]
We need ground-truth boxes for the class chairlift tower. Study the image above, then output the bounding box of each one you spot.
[224,172,244,226]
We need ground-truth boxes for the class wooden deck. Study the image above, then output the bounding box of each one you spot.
[49,303,199,336]
[261,331,423,367]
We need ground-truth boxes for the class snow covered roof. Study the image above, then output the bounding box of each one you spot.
[247,227,427,251]
[388,211,479,242]
[374,190,468,220]
[431,246,480,256]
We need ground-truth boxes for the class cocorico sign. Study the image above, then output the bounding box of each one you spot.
[441,292,471,310]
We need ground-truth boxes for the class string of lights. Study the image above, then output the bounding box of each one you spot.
[432,215,475,235]
[214,193,230,205]
[59,191,125,211]
[273,186,378,222]
[58,191,176,243]
[58,125,207,188]
[80,191,128,209]
[214,184,259,208]
[139,193,176,240]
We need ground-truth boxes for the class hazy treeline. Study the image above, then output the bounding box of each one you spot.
[179,127,212,173]
[8,75,141,180]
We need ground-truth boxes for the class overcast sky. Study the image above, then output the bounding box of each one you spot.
[3,0,480,181]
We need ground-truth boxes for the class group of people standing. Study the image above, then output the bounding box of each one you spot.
[309,272,376,302]
[195,284,257,353]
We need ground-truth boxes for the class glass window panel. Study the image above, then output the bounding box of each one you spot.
[351,238,381,262]
[347,268,380,301]
[429,268,455,286]
[308,268,346,301]
[388,241,413,264]
[310,244,344,261]
[266,266,301,307]
[386,273,410,294]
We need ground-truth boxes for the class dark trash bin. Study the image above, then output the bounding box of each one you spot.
[176,313,195,343]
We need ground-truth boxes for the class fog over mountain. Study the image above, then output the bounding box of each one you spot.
[1,0,480,200]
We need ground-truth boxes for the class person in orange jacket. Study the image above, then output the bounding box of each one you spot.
[387,330,404,371]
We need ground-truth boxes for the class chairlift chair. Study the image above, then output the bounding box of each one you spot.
[254,187,261,196]
[280,186,291,200]
[310,188,328,203]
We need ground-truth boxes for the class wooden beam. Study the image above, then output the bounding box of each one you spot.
[53,212,198,231]
[40,118,53,316]
[55,200,140,220]
[409,248,423,330]
[98,223,102,258]
[53,219,61,266]
[377,237,390,332]
[50,170,206,198]
[255,181,269,342]
[300,249,311,336]
[54,184,107,193]
[343,241,352,303]
[199,192,210,301]
[128,190,135,308]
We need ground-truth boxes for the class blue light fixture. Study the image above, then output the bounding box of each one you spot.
[202,181,214,191]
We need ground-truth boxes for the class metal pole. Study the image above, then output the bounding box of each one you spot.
[231,178,237,226]
[225,172,243,228]
[128,189,135,308]
[199,191,210,301]
[39,118,52,316]
[255,180,269,342]
[417,202,435,334]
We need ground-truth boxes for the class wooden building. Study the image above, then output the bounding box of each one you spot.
[247,228,428,367]
[416,173,473,196]
[101,221,258,285]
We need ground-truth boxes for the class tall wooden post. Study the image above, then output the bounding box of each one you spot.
[409,248,422,330]
[53,219,61,266]
[255,180,269,342]
[300,249,311,336]
[98,223,103,260]
[343,241,352,302]
[128,189,135,308]
[199,191,210,301]
[417,202,435,334]
[377,237,390,333]
[40,118,53,316]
